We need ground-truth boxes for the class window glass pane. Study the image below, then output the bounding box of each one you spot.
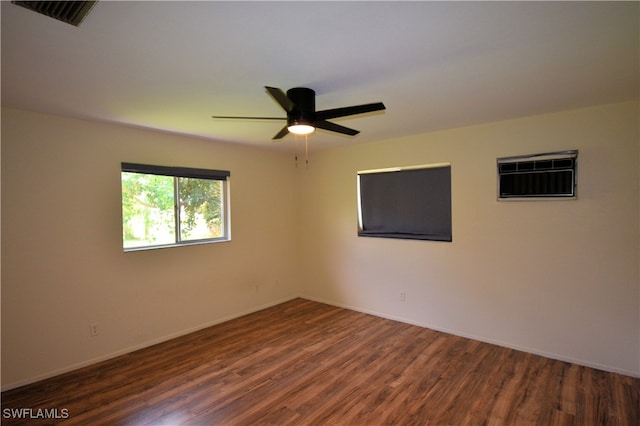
[121,172,176,248]
[178,177,224,241]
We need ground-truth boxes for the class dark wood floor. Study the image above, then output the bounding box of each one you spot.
[2,298,639,425]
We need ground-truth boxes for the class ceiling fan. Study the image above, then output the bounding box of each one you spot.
[212,86,386,140]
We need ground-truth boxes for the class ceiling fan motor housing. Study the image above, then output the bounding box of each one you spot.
[287,87,315,126]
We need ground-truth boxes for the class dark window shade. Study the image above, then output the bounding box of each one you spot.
[121,163,230,180]
[358,165,452,241]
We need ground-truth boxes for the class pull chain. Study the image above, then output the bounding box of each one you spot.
[293,134,310,168]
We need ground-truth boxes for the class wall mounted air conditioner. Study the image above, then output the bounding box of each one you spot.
[497,150,578,200]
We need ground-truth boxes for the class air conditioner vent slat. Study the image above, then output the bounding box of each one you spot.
[11,1,97,26]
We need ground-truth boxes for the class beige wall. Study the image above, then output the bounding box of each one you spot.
[296,101,639,376]
[2,101,639,388]
[1,108,299,388]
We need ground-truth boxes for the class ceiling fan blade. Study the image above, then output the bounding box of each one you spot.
[212,115,285,120]
[315,102,386,120]
[272,124,290,140]
[265,86,295,112]
[314,120,360,136]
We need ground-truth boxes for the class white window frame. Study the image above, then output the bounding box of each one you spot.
[121,163,231,251]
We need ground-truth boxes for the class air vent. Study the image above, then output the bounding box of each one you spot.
[12,1,97,27]
[497,150,578,200]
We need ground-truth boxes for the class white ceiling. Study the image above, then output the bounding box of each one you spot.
[2,1,638,151]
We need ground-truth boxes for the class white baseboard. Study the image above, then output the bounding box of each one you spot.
[5,294,636,391]
[1,296,299,392]
[300,295,640,379]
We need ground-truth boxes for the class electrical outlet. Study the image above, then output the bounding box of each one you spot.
[400,292,406,302]
[90,323,99,337]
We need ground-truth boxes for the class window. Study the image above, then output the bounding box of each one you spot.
[497,150,577,200]
[121,163,230,250]
[357,163,452,242]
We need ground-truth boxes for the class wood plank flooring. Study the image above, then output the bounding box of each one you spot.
[2,298,639,425]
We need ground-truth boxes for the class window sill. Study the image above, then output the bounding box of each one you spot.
[123,237,231,252]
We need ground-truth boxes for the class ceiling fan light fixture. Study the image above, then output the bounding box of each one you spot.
[287,123,315,135]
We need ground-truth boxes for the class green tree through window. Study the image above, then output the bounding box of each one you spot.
[178,177,223,240]
[121,163,230,250]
